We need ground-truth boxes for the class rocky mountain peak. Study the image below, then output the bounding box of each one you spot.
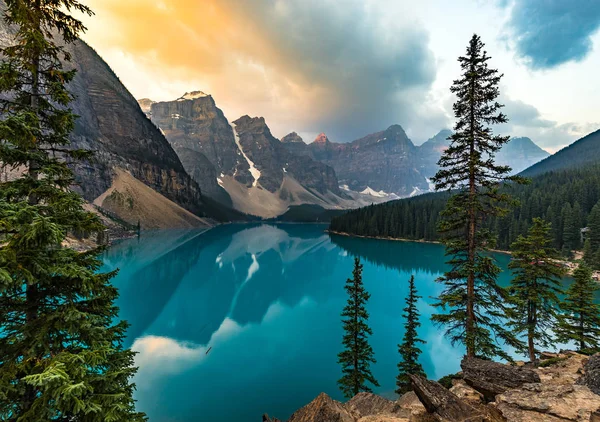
[313,133,329,144]
[428,129,453,145]
[137,98,155,114]
[281,132,304,144]
[177,91,209,101]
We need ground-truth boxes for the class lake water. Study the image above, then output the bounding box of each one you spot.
[101,223,515,422]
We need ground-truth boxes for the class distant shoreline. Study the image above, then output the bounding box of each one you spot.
[326,229,514,256]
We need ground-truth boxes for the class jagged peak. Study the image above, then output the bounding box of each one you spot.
[313,133,329,144]
[177,91,210,101]
[281,132,304,143]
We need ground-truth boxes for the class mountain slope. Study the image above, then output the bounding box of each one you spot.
[0,14,238,226]
[94,169,210,229]
[281,125,429,197]
[418,130,550,178]
[521,129,600,177]
[496,137,550,174]
[149,93,363,217]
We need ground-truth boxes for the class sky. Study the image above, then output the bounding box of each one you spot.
[80,0,600,152]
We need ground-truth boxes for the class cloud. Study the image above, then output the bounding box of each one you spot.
[498,94,599,152]
[504,0,600,69]
[82,0,441,142]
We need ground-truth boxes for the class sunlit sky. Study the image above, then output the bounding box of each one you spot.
[80,0,600,151]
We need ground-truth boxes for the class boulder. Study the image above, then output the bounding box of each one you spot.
[461,357,540,401]
[397,391,426,413]
[286,392,356,422]
[577,353,600,395]
[493,383,600,422]
[346,392,409,418]
[409,374,486,421]
[537,353,587,386]
[356,416,408,422]
[450,379,484,404]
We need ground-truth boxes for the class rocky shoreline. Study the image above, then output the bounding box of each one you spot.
[263,352,600,422]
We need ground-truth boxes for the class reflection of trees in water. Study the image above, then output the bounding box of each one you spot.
[329,234,448,276]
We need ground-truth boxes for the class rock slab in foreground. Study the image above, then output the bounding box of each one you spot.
[461,357,540,401]
[346,392,409,418]
[286,392,356,422]
[493,382,600,421]
[409,374,487,421]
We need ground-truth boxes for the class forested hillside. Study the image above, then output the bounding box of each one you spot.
[521,129,600,177]
[330,163,600,252]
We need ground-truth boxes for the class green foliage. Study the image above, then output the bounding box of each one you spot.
[585,202,600,268]
[508,218,566,362]
[538,357,568,367]
[557,263,600,351]
[396,275,426,395]
[521,129,600,178]
[337,257,379,398]
[430,34,523,360]
[0,0,145,420]
[437,373,462,389]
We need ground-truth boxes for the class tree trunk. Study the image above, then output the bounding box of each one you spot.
[580,312,585,351]
[528,301,536,363]
[466,56,477,359]
[23,0,42,416]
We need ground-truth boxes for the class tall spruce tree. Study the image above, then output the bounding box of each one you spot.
[0,1,144,420]
[557,263,600,351]
[396,275,426,395]
[431,34,524,360]
[338,257,379,398]
[508,218,566,363]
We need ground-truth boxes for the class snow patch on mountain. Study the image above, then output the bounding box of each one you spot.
[230,122,261,187]
[178,91,209,101]
[360,187,399,199]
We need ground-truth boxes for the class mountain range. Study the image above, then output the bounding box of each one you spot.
[144,93,397,218]
[0,10,554,225]
[143,92,551,218]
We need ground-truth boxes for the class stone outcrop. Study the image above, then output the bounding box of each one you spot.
[286,393,356,422]
[577,353,600,395]
[449,379,484,404]
[461,357,541,401]
[346,393,409,419]
[409,374,489,421]
[493,382,600,422]
[273,353,600,422]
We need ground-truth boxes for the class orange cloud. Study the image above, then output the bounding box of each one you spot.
[80,0,442,141]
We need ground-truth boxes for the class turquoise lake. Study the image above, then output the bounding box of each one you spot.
[101,223,515,422]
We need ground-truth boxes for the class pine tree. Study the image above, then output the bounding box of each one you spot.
[396,275,426,395]
[431,34,524,360]
[338,257,379,398]
[508,218,566,362]
[558,263,600,351]
[586,202,600,268]
[0,1,145,420]
[562,203,578,257]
